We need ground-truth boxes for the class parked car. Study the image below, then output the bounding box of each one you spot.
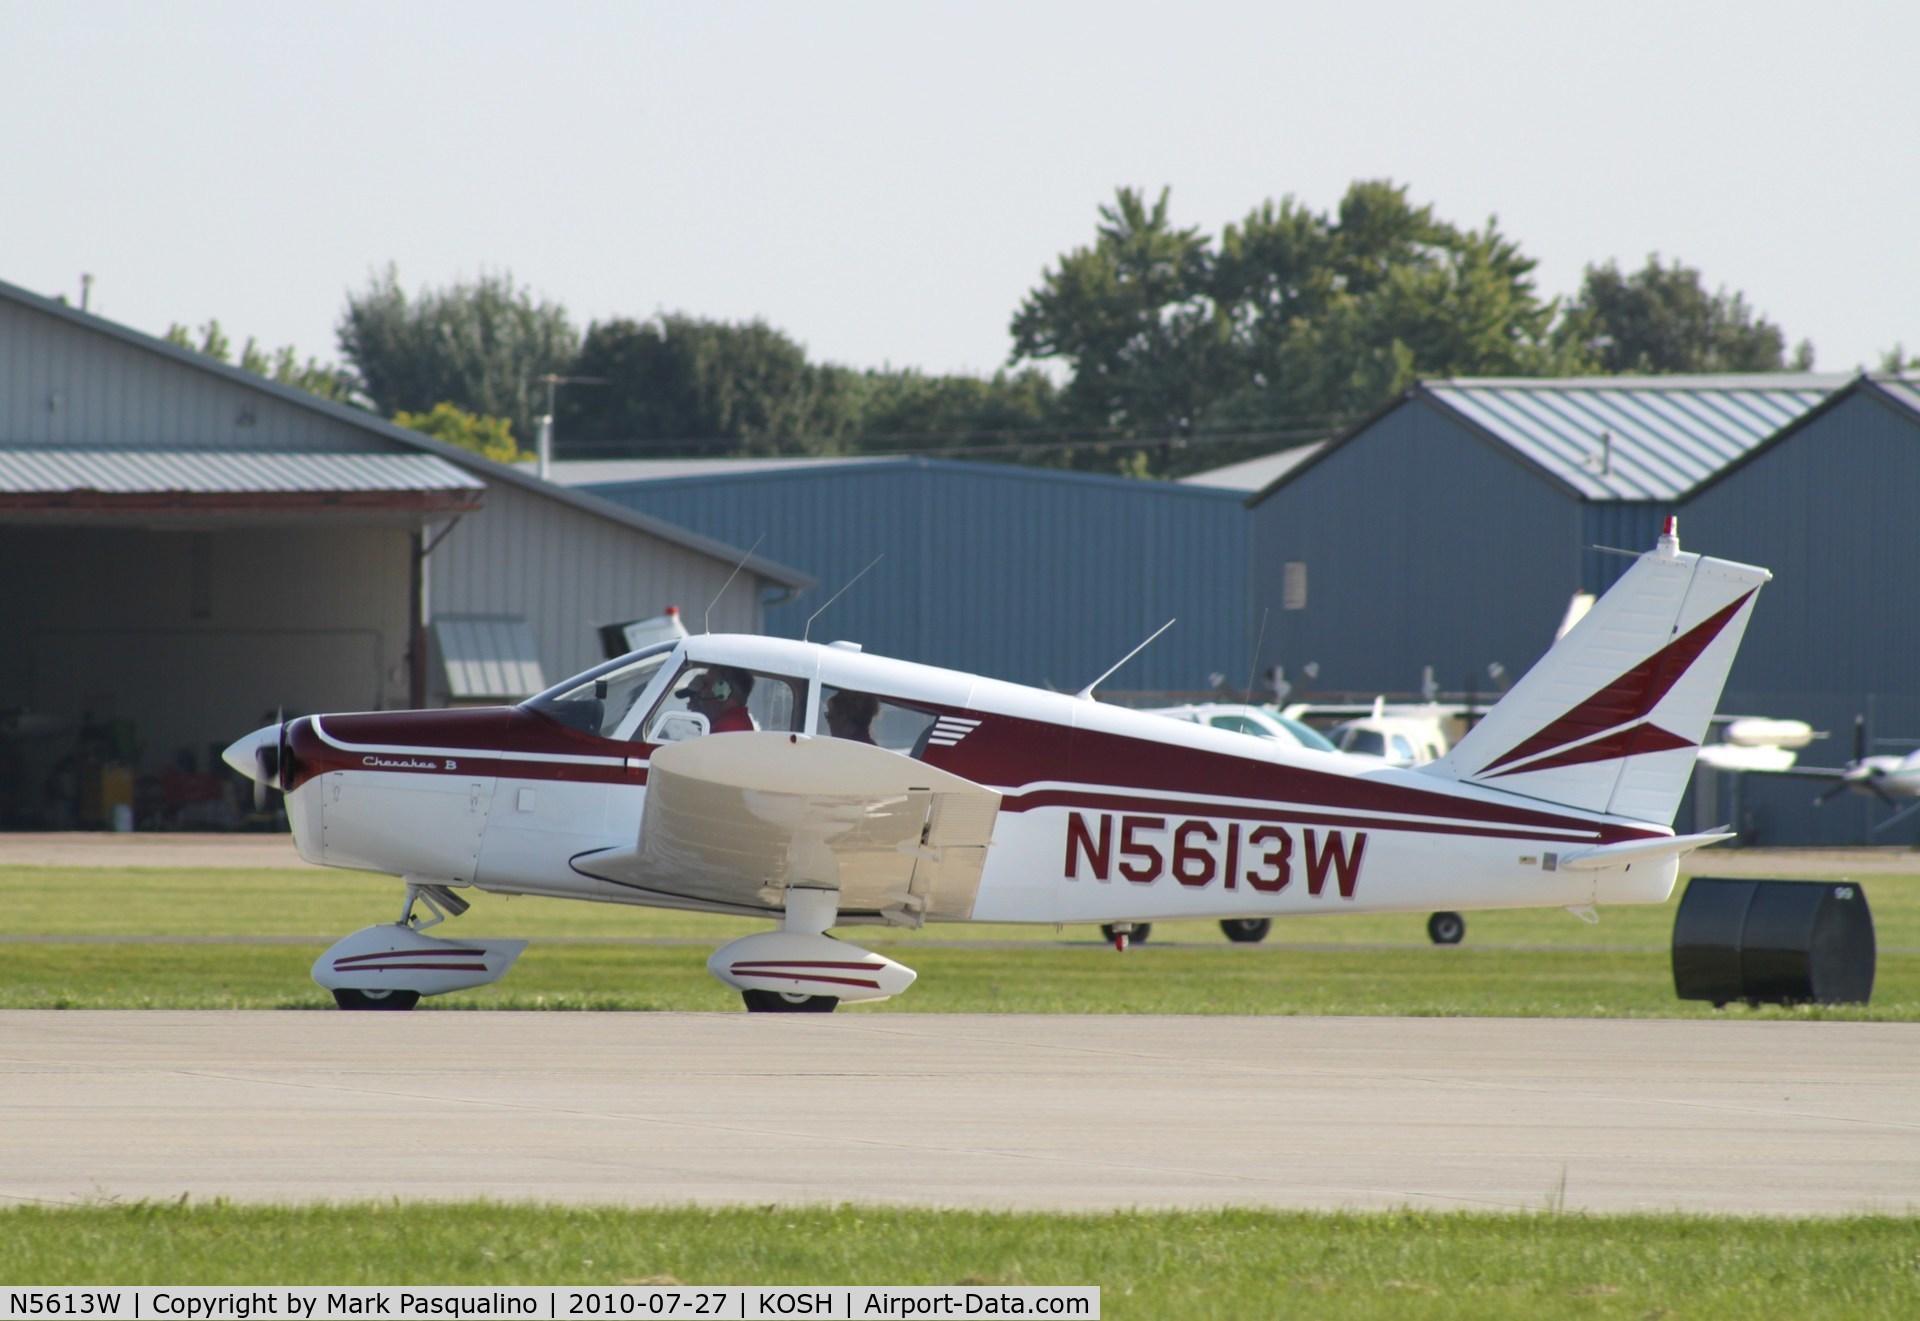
[1143,702,1340,752]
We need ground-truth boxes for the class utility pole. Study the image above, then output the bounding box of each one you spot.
[534,374,606,480]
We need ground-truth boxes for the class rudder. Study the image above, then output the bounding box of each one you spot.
[1422,521,1769,824]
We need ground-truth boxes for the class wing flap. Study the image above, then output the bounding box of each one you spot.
[574,732,1000,924]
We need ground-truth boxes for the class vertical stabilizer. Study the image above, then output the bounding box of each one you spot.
[1422,521,1769,824]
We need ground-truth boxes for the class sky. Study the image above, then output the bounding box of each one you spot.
[5,0,1916,384]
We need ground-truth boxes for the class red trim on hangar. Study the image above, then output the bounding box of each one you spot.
[0,489,484,515]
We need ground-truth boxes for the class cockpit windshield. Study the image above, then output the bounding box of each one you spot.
[522,642,680,738]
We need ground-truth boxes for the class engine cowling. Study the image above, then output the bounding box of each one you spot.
[707,931,916,1004]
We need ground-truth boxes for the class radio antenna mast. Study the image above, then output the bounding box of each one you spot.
[803,554,884,642]
[1242,607,1271,709]
[703,533,767,634]
[1075,618,1175,701]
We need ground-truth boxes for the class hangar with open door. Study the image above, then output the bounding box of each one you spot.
[0,278,809,831]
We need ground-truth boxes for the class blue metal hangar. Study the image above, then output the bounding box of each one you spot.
[557,457,1252,696]
[0,278,808,830]
[1246,372,1920,844]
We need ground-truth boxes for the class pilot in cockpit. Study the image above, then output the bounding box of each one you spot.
[678,666,757,734]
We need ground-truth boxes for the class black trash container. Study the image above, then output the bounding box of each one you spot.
[1672,877,1874,1006]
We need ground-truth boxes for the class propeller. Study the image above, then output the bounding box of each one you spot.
[1815,715,1873,803]
[254,706,286,812]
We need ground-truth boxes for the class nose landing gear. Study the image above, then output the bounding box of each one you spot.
[313,881,527,1010]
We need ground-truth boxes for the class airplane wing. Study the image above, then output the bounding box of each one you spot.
[571,732,1001,926]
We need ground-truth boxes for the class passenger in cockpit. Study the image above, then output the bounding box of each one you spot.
[825,690,879,744]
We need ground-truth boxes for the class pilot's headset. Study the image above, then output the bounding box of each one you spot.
[705,672,734,704]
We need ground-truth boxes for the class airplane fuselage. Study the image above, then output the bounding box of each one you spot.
[266,634,1679,929]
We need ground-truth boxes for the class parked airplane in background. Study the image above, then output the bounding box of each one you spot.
[1693,717,1820,773]
[226,520,1767,1013]
[1762,716,1920,834]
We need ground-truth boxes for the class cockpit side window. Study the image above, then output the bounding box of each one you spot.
[641,661,807,743]
[522,643,678,739]
[1342,728,1387,756]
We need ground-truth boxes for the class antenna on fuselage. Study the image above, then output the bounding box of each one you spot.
[703,533,767,634]
[1242,607,1271,710]
[802,553,884,643]
[1074,618,1175,701]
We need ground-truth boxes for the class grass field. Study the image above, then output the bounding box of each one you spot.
[3,1203,1918,1318]
[0,863,1913,1017]
[7,863,1918,1312]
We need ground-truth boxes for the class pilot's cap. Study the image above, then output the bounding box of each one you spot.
[675,667,750,701]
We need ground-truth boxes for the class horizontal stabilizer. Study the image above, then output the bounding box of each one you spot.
[1557,830,1736,872]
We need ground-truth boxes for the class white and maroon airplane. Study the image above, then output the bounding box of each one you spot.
[224,520,1768,1012]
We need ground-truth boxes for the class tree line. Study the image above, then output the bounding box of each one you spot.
[182,179,1827,477]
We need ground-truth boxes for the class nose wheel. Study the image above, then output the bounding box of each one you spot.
[332,987,421,1011]
[742,990,839,1013]
[1427,911,1466,945]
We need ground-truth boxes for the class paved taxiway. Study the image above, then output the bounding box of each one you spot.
[2,1012,1915,1214]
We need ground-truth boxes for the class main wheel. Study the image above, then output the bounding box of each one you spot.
[1099,923,1152,945]
[742,989,839,1013]
[332,987,421,1011]
[1220,918,1272,944]
[1426,911,1466,945]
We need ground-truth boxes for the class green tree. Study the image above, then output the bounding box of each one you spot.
[558,314,860,457]
[393,401,523,464]
[1557,256,1812,373]
[1012,181,1589,476]
[848,367,1061,457]
[337,267,579,441]
[1009,186,1225,445]
[165,319,357,403]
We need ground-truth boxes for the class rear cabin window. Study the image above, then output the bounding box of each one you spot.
[814,686,939,756]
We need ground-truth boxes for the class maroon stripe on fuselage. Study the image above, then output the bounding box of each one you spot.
[284,701,1652,844]
[284,707,648,792]
[995,789,1641,844]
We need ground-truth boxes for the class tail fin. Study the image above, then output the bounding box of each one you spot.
[1422,520,1769,824]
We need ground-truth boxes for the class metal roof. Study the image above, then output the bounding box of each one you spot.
[1180,442,1326,492]
[1425,375,1848,500]
[547,455,898,486]
[0,448,480,494]
[434,616,546,700]
[1871,375,1920,419]
[0,277,812,591]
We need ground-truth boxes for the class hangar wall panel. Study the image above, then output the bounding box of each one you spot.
[580,460,1249,693]
[1680,389,1920,843]
[0,298,389,453]
[424,480,768,700]
[1249,400,1581,700]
